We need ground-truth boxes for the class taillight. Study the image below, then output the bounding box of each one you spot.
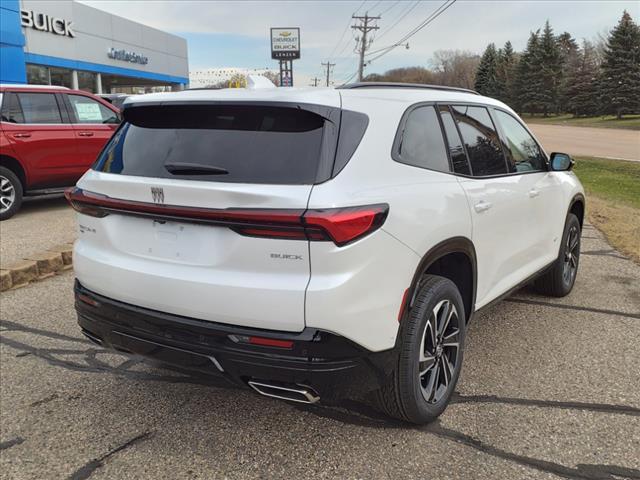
[303,205,388,246]
[65,187,388,246]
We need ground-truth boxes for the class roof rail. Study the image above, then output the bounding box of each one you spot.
[337,82,479,95]
[0,83,69,90]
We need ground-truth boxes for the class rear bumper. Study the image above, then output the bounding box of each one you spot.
[74,280,396,401]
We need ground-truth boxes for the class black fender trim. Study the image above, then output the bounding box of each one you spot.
[403,236,477,325]
[568,193,586,226]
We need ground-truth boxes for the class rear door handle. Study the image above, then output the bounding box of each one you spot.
[529,188,540,198]
[12,133,31,138]
[78,132,94,137]
[474,200,493,213]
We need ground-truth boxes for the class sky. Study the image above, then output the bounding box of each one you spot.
[81,0,639,86]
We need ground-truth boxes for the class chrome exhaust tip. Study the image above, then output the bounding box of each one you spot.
[247,380,320,404]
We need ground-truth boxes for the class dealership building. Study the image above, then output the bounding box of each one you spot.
[0,0,189,93]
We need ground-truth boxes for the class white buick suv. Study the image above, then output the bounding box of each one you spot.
[67,83,585,424]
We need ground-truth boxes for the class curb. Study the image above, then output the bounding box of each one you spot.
[0,243,73,292]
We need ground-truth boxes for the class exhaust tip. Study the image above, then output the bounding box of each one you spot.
[81,329,103,346]
[248,380,320,404]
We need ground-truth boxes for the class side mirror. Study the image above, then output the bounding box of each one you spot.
[549,152,574,171]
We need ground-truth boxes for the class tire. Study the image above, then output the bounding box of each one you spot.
[534,213,581,297]
[0,166,23,221]
[375,275,466,424]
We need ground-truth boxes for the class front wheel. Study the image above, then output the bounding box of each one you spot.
[374,275,466,424]
[0,166,23,221]
[534,213,581,297]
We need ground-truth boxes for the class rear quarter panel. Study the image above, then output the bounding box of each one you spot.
[306,96,472,351]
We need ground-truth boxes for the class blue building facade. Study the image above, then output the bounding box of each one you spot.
[0,0,27,83]
[0,0,188,92]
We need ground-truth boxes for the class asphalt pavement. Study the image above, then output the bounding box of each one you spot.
[0,196,75,269]
[528,124,640,161]
[1,222,639,479]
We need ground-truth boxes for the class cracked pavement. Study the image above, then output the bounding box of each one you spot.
[1,223,639,479]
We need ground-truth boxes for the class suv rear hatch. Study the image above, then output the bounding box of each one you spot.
[72,98,342,332]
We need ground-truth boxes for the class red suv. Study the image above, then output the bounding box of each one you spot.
[0,84,120,220]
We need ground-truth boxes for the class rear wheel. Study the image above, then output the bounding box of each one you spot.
[375,275,466,424]
[534,213,581,297]
[0,166,23,221]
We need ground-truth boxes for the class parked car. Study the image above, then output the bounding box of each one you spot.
[66,83,585,424]
[97,93,129,111]
[0,84,120,220]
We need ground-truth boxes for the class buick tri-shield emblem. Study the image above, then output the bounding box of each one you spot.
[151,187,164,204]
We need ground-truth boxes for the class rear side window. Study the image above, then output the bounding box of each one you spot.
[494,110,546,173]
[0,93,25,123]
[451,105,506,176]
[394,105,449,173]
[438,106,470,175]
[68,94,119,124]
[94,105,329,184]
[15,93,62,124]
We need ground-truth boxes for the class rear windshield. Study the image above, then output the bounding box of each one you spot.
[94,105,328,184]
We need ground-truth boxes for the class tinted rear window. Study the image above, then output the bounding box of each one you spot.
[94,105,328,184]
[451,105,507,176]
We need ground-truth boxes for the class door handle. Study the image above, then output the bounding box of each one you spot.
[474,200,493,213]
[529,188,540,198]
[78,132,94,137]
[12,133,31,138]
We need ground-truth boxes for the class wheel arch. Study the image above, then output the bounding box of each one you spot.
[405,237,477,324]
[569,193,585,227]
[0,154,27,190]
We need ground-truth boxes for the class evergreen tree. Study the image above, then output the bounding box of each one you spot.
[557,32,580,112]
[496,41,517,106]
[536,21,563,116]
[514,30,543,114]
[474,43,501,97]
[599,10,640,118]
[565,41,600,116]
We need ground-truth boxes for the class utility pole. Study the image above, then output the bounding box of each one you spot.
[320,61,335,87]
[351,13,380,82]
[309,77,321,87]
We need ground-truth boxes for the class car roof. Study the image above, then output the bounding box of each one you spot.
[123,84,512,114]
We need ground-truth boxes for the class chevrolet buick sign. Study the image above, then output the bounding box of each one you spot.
[20,10,75,37]
[108,48,149,65]
[271,28,300,60]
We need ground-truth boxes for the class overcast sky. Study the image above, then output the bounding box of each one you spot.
[81,0,639,85]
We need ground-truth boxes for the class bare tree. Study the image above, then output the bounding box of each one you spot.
[430,50,481,89]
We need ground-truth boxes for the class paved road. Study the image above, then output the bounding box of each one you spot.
[1,224,639,480]
[528,124,640,161]
[0,196,75,269]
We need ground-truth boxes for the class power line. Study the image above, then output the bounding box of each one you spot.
[375,0,421,41]
[310,77,321,87]
[379,0,402,16]
[366,0,457,64]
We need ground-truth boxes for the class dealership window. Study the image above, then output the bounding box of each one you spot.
[77,71,97,93]
[26,64,49,85]
[49,67,73,88]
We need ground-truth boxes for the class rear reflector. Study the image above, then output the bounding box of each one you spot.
[248,336,294,349]
[65,187,388,246]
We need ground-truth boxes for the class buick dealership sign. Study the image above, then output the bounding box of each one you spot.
[20,9,75,37]
[271,28,300,60]
[108,48,149,65]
